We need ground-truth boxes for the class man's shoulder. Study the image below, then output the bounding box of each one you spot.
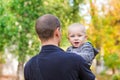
[24,55,38,67]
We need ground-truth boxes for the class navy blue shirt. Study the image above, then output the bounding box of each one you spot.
[24,45,95,80]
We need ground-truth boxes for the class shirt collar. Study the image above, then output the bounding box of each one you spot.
[40,45,64,53]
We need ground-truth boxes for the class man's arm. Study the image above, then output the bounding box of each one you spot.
[24,62,30,80]
[78,56,95,80]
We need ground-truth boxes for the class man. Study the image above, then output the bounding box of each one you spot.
[24,14,95,80]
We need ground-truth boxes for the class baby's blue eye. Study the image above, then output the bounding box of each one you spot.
[70,35,75,37]
[78,35,82,37]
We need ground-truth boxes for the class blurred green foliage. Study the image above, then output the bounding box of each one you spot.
[112,74,120,80]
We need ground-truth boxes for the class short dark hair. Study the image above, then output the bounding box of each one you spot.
[35,14,60,41]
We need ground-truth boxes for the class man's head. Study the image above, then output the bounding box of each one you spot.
[35,14,61,45]
[67,23,87,48]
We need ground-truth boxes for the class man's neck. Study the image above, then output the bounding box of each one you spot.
[42,40,58,47]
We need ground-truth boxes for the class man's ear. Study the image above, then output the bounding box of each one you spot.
[54,27,60,37]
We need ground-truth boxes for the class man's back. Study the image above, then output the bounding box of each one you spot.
[24,45,95,80]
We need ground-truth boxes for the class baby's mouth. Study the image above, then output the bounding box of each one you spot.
[74,42,79,45]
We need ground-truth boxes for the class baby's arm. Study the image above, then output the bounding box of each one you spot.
[78,43,94,65]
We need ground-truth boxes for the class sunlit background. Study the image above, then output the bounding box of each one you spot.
[0,0,120,80]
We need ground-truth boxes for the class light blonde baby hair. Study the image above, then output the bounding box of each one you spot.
[68,23,86,34]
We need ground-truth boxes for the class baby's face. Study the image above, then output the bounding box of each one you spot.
[68,26,87,48]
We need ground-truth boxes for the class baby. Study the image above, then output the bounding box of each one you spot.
[66,23,99,66]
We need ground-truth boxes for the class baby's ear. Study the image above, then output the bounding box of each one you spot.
[67,36,69,40]
[85,35,88,39]
[85,35,88,41]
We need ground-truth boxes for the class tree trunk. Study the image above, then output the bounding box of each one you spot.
[0,64,3,76]
[17,62,24,80]
[112,67,115,74]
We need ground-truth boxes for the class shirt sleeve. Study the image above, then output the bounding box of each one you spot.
[77,56,95,80]
[24,56,40,80]
[78,43,95,65]
[24,62,30,80]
